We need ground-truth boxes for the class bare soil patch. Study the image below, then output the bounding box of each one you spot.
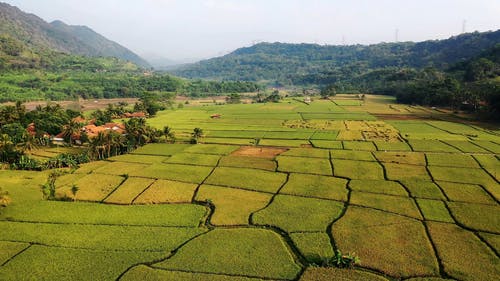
[231,146,287,159]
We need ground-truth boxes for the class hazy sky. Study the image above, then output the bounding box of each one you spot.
[4,0,500,61]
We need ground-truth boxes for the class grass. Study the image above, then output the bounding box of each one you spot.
[342,141,377,151]
[400,179,446,200]
[219,156,276,171]
[122,265,273,281]
[71,174,125,202]
[299,267,389,281]
[330,150,375,161]
[73,161,109,174]
[263,131,313,140]
[279,173,348,201]
[195,185,272,225]
[350,191,422,219]
[310,131,339,140]
[447,202,500,233]
[473,154,500,181]
[374,141,412,151]
[253,195,344,232]
[349,179,408,196]
[310,140,343,149]
[471,140,500,153]
[259,139,309,147]
[205,167,287,193]
[132,143,192,156]
[0,241,30,265]
[416,199,454,222]
[281,148,330,158]
[429,166,499,200]
[333,206,439,278]
[408,140,460,153]
[0,201,206,226]
[108,154,167,164]
[0,245,166,281]
[290,232,334,263]
[479,233,500,254]
[0,221,205,251]
[203,137,254,145]
[277,156,332,175]
[427,222,500,281]
[93,161,150,176]
[333,159,384,180]
[133,179,198,204]
[104,177,155,204]
[164,152,220,166]
[384,163,431,180]
[437,181,496,205]
[154,228,302,280]
[426,153,479,168]
[373,151,426,165]
[130,163,213,184]
[442,140,490,153]
[336,130,364,141]
[183,144,239,155]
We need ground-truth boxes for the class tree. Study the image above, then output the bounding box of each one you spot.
[163,126,175,143]
[191,128,204,144]
[226,93,242,104]
[61,120,82,145]
[320,84,336,99]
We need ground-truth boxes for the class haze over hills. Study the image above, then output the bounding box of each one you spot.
[0,2,149,67]
[171,30,500,86]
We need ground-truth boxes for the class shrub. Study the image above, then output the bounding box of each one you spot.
[0,187,11,207]
[323,250,360,268]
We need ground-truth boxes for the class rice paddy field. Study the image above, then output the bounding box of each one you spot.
[1,95,499,280]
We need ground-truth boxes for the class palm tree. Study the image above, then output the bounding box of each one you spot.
[61,120,82,145]
[163,126,175,143]
[89,132,106,160]
[191,128,204,144]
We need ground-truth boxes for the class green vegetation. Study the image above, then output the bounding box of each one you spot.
[333,207,439,278]
[253,195,344,232]
[349,179,408,196]
[196,185,272,225]
[154,228,302,280]
[205,167,287,193]
[280,173,348,201]
[427,222,500,281]
[290,232,334,263]
[333,159,384,180]
[416,199,454,222]
[1,93,499,280]
[134,179,198,204]
[0,246,165,281]
[277,156,332,175]
[350,191,422,219]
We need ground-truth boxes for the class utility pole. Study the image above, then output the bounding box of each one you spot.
[462,20,467,33]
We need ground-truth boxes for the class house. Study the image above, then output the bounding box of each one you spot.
[210,114,222,119]
[82,123,126,138]
[304,96,311,104]
[123,112,147,118]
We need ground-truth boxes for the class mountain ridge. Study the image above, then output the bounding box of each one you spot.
[0,2,149,67]
[171,30,500,85]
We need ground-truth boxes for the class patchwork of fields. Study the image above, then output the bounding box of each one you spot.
[1,95,499,280]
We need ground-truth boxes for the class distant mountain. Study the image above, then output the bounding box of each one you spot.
[0,2,149,67]
[171,30,500,86]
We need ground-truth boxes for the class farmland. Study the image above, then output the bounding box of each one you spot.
[1,95,499,280]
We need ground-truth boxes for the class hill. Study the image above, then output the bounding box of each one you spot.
[171,30,500,86]
[0,2,149,67]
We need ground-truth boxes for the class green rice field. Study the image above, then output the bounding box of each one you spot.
[1,95,499,280]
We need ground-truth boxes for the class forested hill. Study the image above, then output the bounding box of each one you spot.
[171,30,500,86]
[0,2,149,67]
